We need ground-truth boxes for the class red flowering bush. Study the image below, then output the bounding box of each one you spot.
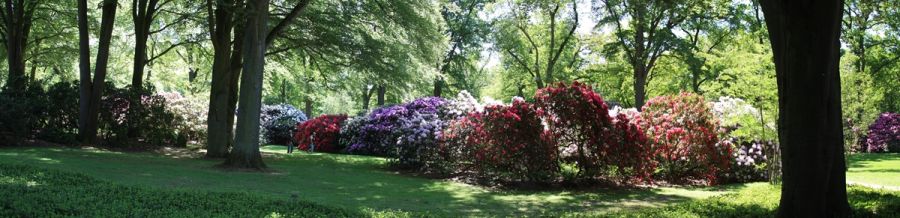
[640,93,731,185]
[294,114,348,153]
[449,98,559,183]
[535,82,654,183]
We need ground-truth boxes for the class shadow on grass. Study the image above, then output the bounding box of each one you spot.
[849,153,900,168]
[0,146,743,217]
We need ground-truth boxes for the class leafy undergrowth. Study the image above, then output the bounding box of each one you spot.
[0,163,413,217]
[579,184,900,218]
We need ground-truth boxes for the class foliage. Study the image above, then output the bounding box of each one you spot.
[40,81,81,143]
[640,93,731,184]
[461,98,559,183]
[260,104,308,145]
[0,164,364,217]
[711,96,773,141]
[0,86,48,140]
[158,92,208,146]
[294,114,348,153]
[535,82,653,183]
[720,138,772,183]
[866,112,900,153]
[99,85,181,146]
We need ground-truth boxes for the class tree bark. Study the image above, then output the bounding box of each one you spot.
[376,84,386,106]
[633,65,647,110]
[304,97,312,117]
[225,0,268,169]
[2,0,35,92]
[433,78,442,97]
[206,0,240,158]
[760,0,850,216]
[361,85,372,111]
[78,0,118,144]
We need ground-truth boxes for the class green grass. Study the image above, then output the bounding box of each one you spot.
[848,153,900,187]
[1,146,748,217]
[593,184,900,217]
[0,163,370,217]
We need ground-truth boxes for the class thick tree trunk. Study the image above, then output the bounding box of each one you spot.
[760,0,850,217]
[376,84,386,106]
[78,0,118,144]
[2,1,32,92]
[225,0,268,169]
[132,31,148,90]
[77,0,93,143]
[206,0,239,158]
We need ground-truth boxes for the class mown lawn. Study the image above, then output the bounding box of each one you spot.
[848,153,900,188]
[0,146,747,216]
[1,146,899,217]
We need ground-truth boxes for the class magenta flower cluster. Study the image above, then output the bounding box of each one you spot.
[866,112,900,153]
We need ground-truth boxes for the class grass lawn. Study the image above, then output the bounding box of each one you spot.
[848,153,900,188]
[2,146,899,217]
[1,145,749,217]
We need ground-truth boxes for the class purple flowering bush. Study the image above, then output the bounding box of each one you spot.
[722,139,771,182]
[259,104,308,145]
[346,97,450,170]
[866,112,900,153]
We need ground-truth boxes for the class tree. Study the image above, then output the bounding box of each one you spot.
[205,0,246,158]
[597,0,706,108]
[0,0,39,91]
[77,0,119,144]
[434,0,490,97]
[759,0,850,216]
[224,0,311,169]
[494,0,579,91]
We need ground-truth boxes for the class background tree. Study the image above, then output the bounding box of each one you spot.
[434,0,490,97]
[0,0,39,91]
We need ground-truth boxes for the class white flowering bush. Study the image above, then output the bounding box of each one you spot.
[159,92,208,145]
[711,96,774,141]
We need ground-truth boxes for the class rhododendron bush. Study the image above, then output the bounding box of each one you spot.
[294,114,348,153]
[260,104,308,145]
[535,82,653,183]
[452,98,559,183]
[640,93,731,184]
[721,138,771,182]
[866,112,900,152]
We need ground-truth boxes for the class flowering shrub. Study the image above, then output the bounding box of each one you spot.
[607,107,655,183]
[259,104,308,145]
[442,90,482,119]
[535,82,653,183]
[866,112,900,152]
[722,139,771,182]
[640,92,731,185]
[99,85,181,146]
[461,98,559,183]
[158,92,208,145]
[294,114,348,153]
[711,96,774,141]
[346,105,408,156]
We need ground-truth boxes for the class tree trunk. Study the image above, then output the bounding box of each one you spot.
[633,65,647,110]
[2,1,31,92]
[78,0,118,144]
[361,85,371,111]
[225,0,268,169]
[760,0,850,216]
[433,78,442,97]
[304,97,313,117]
[77,0,93,143]
[206,0,239,158]
[376,84,386,106]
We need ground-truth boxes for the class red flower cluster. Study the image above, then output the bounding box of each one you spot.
[294,114,349,153]
[447,98,558,182]
[535,82,654,183]
[640,92,731,185]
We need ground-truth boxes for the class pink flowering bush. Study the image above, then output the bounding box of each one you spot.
[866,112,900,153]
[640,93,731,185]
